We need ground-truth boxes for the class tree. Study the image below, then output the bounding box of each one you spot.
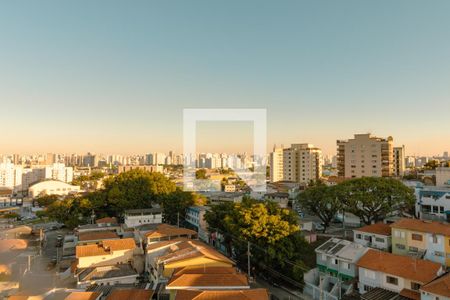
[338,177,415,225]
[102,169,176,214]
[161,189,207,225]
[297,183,342,232]
[195,169,207,179]
[35,195,59,207]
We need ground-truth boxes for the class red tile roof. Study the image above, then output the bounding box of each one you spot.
[76,238,136,258]
[65,292,101,300]
[357,249,442,284]
[355,223,391,236]
[167,273,249,288]
[145,224,197,239]
[174,289,269,300]
[78,231,119,242]
[390,218,450,236]
[95,217,117,224]
[106,289,154,300]
[421,272,450,297]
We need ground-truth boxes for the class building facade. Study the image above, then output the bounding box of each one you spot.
[269,146,284,182]
[337,134,394,178]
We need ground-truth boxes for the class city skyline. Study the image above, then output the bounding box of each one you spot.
[1,1,450,155]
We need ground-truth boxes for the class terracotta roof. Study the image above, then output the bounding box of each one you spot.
[106,289,154,300]
[78,231,119,242]
[357,249,442,284]
[65,292,101,300]
[355,223,391,236]
[167,273,249,288]
[390,218,450,236]
[421,272,450,297]
[146,238,188,251]
[0,239,28,253]
[173,266,237,276]
[145,224,197,239]
[399,289,420,300]
[157,240,234,266]
[174,289,269,300]
[95,217,117,224]
[76,238,136,258]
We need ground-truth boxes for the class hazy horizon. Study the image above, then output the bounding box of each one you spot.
[1,1,450,156]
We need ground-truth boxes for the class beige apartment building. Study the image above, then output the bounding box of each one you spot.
[269,143,322,184]
[337,134,395,178]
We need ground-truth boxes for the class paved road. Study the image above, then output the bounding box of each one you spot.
[252,277,307,300]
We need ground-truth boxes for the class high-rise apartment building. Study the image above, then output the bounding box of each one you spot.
[269,143,322,184]
[269,146,284,182]
[0,162,22,191]
[337,133,394,178]
[393,146,405,177]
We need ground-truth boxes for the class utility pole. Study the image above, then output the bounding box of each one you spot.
[247,241,251,280]
[177,212,180,227]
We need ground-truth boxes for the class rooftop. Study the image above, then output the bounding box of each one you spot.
[354,222,392,236]
[174,289,269,300]
[167,273,249,289]
[95,217,118,224]
[78,231,119,242]
[106,289,154,300]
[420,272,450,297]
[315,238,367,262]
[65,292,102,300]
[357,249,442,284]
[125,208,163,215]
[78,264,138,282]
[390,218,450,236]
[76,238,136,258]
[145,224,197,239]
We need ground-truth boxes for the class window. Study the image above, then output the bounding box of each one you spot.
[386,276,398,285]
[409,246,418,252]
[411,233,422,241]
[434,251,444,257]
[395,243,405,250]
[375,237,384,243]
[332,258,338,265]
[364,285,373,292]
[411,282,421,290]
[432,235,439,244]
[321,254,327,261]
[356,234,362,239]
[364,235,371,241]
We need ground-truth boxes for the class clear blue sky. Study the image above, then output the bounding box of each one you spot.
[1,0,450,156]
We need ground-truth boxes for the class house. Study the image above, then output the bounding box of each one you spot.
[173,289,269,300]
[77,231,120,245]
[185,206,210,242]
[145,239,234,285]
[357,249,444,298]
[353,222,392,251]
[76,238,136,269]
[304,238,368,300]
[414,186,450,222]
[77,223,121,234]
[105,289,154,300]
[420,272,450,300]
[77,264,139,289]
[315,238,368,281]
[145,224,197,245]
[124,208,163,228]
[264,192,289,208]
[65,292,102,300]
[390,218,450,267]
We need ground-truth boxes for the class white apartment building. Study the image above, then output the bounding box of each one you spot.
[0,162,22,191]
[393,146,405,177]
[337,133,394,178]
[436,167,450,187]
[123,208,163,228]
[21,163,74,192]
[269,146,284,182]
[282,144,322,184]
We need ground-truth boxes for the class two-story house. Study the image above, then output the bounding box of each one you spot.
[415,186,450,222]
[304,238,368,300]
[75,238,136,269]
[391,218,450,267]
[124,208,163,228]
[353,222,392,251]
[357,249,444,299]
[185,206,210,242]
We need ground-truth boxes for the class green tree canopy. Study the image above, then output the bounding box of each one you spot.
[297,183,342,232]
[337,177,415,224]
[35,194,59,207]
[161,189,207,225]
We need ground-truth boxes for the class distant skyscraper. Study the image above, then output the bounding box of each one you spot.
[337,133,394,178]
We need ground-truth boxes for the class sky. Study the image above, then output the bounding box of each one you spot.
[1,0,450,156]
